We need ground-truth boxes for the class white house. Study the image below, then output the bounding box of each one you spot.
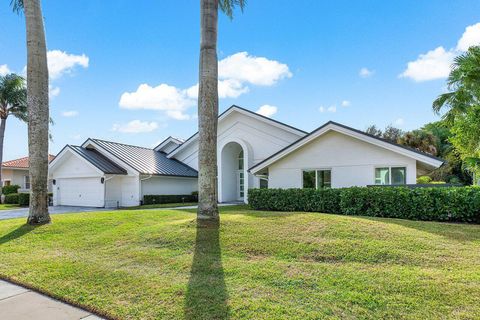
[2,155,56,193]
[49,105,444,207]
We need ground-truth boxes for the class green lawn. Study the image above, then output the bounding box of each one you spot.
[0,203,21,210]
[0,206,479,319]
[123,202,197,210]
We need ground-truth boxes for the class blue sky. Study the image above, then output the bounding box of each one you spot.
[1,0,480,160]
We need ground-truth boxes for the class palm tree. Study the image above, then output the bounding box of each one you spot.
[197,0,244,222]
[432,46,480,123]
[11,0,51,225]
[0,74,27,185]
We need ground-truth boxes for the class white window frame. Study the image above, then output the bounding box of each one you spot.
[374,166,407,185]
[302,168,332,189]
[24,175,31,190]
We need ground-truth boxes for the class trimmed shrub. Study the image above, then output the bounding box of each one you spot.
[18,193,30,206]
[417,176,432,184]
[248,187,480,223]
[143,194,198,205]
[4,193,19,204]
[2,184,20,195]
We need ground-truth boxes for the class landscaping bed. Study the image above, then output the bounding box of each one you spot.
[0,206,479,319]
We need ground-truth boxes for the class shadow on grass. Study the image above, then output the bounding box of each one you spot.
[0,224,36,245]
[184,220,229,320]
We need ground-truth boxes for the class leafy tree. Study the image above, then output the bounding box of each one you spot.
[197,0,245,222]
[398,130,438,156]
[0,74,27,184]
[433,46,480,124]
[11,0,51,224]
[365,125,382,137]
[382,125,404,143]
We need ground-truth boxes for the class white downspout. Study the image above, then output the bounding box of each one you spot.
[139,175,153,205]
[103,175,116,208]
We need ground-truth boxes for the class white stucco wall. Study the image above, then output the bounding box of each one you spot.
[141,176,197,197]
[50,152,101,179]
[1,168,28,188]
[268,130,417,188]
[172,109,305,202]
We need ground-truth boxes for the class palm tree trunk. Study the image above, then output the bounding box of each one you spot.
[0,118,6,185]
[197,0,219,220]
[24,0,50,225]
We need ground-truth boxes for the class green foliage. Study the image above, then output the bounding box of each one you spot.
[2,184,20,195]
[398,129,438,155]
[219,0,245,18]
[249,187,480,223]
[143,194,198,205]
[0,73,27,122]
[18,193,29,206]
[417,176,432,184]
[4,193,19,204]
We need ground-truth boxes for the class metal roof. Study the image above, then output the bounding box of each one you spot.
[69,146,127,174]
[90,139,198,177]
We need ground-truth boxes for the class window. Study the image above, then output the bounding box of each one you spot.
[238,150,244,170]
[375,167,406,185]
[303,170,332,189]
[3,180,11,187]
[24,175,30,189]
[260,178,268,189]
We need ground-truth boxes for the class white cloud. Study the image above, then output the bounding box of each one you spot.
[457,23,480,51]
[394,118,405,126]
[49,86,61,98]
[400,22,480,82]
[341,100,351,107]
[112,120,159,133]
[256,105,278,117]
[219,52,292,86]
[119,51,292,119]
[399,47,455,82]
[0,64,10,76]
[47,50,89,80]
[61,110,79,117]
[119,83,195,121]
[359,67,374,78]
[319,105,337,113]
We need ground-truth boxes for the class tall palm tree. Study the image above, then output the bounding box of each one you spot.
[432,46,480,123]
[197,0,244,221]
[11,0,51,225]
[0,74,27,185]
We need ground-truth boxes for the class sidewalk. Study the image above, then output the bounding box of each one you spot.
[0,280,104,320]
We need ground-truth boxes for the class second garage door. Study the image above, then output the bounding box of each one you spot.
[57,177,104,207]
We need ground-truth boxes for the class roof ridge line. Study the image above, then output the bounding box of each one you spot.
[90,138,154,150]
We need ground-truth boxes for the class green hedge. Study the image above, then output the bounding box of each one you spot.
[4,193,19,204]
[18,193,30,206]
[143,194,198,205]
[2,185,20,195]
[248,187,480,223]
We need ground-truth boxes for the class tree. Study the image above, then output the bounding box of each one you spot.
[0,74,27,184]
[382,125,404,143]
[365,125,382,137]
[432,46,480,124]
[12,0,51,224]
[398,130,438,156]
[197,0,244,221]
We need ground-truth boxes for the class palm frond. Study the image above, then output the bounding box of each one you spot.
[10,0,24,14]
[219,0,246,18]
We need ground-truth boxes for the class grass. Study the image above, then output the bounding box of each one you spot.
[0,203,21,210]
[123,202,197,210]
[0,206,479,319]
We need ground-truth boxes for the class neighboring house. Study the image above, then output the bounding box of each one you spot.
[1,155,56,193]
[49,105,444,208]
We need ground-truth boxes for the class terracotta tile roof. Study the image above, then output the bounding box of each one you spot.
[2,155,56,168]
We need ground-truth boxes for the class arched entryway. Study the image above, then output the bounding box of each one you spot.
[219,141,247,203]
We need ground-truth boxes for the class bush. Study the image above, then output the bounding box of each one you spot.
[4,193,19,204]
[248,187,480,223]
[143,194,198,205]
[417,176,432,184]
[18,193,30,206]
[2,184,20,195]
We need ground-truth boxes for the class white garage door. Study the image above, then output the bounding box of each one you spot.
[57,177,104,207]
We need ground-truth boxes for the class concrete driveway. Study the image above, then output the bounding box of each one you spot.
[0,206,111,221]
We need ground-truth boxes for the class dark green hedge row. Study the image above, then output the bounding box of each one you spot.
[4,193,19,204]
[18,193,30,206]
[248,187,480,223]
[144,194,198,205]
[2,185,20,195]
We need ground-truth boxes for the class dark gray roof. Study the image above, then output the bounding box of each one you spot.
[69,145,127,174]
[90,139,198,177]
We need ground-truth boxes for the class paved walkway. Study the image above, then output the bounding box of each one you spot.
[0,280,104,320]
[0,206,111,221]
